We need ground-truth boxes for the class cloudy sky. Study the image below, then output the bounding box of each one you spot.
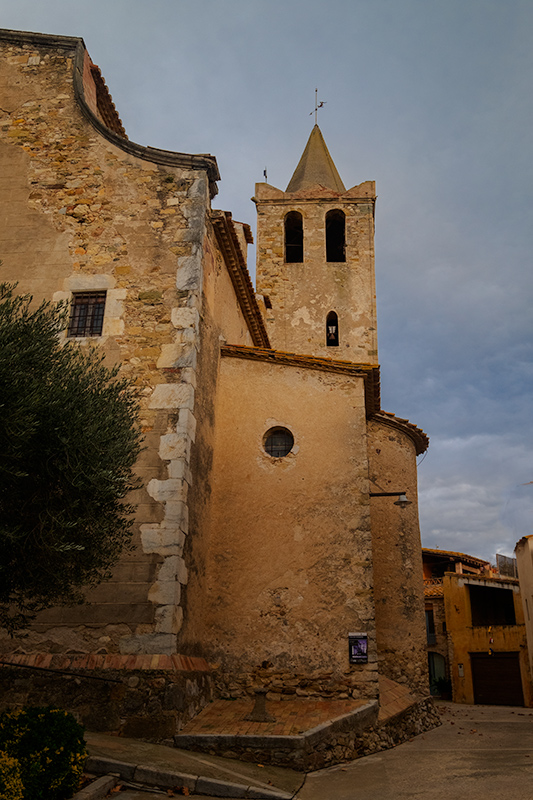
[2,0,532,562]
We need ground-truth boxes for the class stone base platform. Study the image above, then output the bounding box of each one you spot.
[174,677,441,770]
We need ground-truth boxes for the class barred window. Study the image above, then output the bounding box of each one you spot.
[264,427,294,458]
[67,291,106,337]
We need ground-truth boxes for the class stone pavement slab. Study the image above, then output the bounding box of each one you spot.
[85,730,303,798]
[295,702,533,800]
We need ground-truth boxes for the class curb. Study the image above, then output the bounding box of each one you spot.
[85,755,294,799]
[72,774,118,800]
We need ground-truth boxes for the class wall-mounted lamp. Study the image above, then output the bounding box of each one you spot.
[369,491,412,509]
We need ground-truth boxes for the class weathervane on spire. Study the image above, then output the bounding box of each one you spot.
[310,88,326,124]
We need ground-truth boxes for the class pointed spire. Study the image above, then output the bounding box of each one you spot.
[286,125,346,194]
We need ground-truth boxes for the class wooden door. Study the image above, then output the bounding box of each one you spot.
[470,652,524,706]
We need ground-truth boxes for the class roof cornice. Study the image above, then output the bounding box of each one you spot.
[221,344,380,414]
[422,548,489,566]
[371,410,429,455]
[211,212,270,348]
[0,28,221,198]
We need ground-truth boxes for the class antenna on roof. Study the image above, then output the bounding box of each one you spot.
[309,87,326,124]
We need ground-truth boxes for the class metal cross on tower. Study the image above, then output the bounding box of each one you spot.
[310,88,326,124]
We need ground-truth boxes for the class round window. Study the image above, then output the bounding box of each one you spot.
[264,427,294,458]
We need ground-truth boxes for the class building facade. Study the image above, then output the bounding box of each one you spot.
[423,548,532,706]
[0,28,430,706]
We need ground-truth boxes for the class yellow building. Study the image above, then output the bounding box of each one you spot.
[0,28,430,712]
[423,549,532,706]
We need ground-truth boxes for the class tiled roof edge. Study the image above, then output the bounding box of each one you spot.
[422,547,489,566]
[71,44,221,198]
[371,410,429,455]
[221,344,380,414]
[0,28,220,198]
[0,653,211,672]
[212,212,270,348]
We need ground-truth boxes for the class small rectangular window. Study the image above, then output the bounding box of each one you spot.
[67,291,106,337]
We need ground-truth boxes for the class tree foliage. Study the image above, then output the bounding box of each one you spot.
[0,284,142,633]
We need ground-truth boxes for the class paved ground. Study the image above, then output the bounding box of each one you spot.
[86,729,303,797]
[295,701,533,800]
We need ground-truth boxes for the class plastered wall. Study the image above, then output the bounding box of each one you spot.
[367,418,429,696]
[199,354,379,699]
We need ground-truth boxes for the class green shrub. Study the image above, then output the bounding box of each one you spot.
[0,751,24,800]
[0,707,86,800]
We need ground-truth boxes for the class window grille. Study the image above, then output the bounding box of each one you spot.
[67,291,107,337]
[264,427,294,458]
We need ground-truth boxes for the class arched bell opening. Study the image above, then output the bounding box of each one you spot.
[326,310,339,347]
[284,211,303,263]
[326,209,346,262]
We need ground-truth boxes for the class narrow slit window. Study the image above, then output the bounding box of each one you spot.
[285,211,303,263]
[67,291,107,337]
[326,311,339,346]
[326,209,346,262]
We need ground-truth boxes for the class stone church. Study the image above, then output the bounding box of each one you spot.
[0,29,430,710]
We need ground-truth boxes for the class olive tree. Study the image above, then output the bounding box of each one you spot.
[0,283,142,633]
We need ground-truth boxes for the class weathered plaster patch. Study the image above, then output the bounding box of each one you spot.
[291,306,313,327]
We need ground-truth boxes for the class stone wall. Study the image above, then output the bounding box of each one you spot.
[254,181,378,363]
[0,653,212,741]
[0,30,219,655]
[426,595,449,684]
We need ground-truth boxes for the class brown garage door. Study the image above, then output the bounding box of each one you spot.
[470,652,524,706]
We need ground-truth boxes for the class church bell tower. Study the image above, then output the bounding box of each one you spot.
[254,125,378,364]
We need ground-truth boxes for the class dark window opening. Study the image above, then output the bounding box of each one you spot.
[326,209,346,262]
[469,585,516,627]
[285,211,303,263]
[326,311,339,346]
[67,291,106,337]
[264,295,272,309]
[264,427,294,458]
[425,607,436,646]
